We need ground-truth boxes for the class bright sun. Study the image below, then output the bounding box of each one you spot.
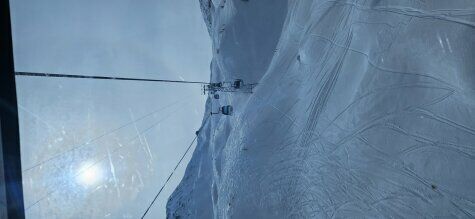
[77,162,104,187]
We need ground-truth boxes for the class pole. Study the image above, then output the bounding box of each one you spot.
[0,0,26,218]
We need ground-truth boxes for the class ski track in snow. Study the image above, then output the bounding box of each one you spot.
[168,0,475,218]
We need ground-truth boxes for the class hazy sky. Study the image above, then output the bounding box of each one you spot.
[10,0,211,218]
[11,0,211,80]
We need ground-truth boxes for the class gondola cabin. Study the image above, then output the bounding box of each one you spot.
[233,79,243,89]
[220,105,233,115]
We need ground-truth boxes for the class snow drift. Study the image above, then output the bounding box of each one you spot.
[168,0,475,218]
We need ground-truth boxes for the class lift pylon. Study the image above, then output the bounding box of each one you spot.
[203,79,256,99]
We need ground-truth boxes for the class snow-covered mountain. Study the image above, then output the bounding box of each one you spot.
[168,0,475,218]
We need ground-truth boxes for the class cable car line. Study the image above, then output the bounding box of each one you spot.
[15,71,209,85]
[141,135,197,219]
[21,95,193,173]
[141,114,210,219]
[25,101,192,211]
[17,70,250,213]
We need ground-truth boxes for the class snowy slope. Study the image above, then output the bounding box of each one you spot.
[168,0,475,218]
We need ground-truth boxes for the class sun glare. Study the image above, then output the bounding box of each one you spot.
[77,162,104,187]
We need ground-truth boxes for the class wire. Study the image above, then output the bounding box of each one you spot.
[140,135,197,219]
[22,95,193,172]
[141,114,210,219]
[17,70,212,212]
[15,71,209,85]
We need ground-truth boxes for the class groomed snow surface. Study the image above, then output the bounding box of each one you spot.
[168,0,475,218]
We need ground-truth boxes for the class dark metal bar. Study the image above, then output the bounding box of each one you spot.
[15,71,210,85]
[0,0,26,218]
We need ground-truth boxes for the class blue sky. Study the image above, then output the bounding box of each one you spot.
[10,0,211,218]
